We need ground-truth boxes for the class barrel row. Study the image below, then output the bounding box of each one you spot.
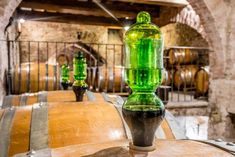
[11,62,126,94]
[11,62,209,95]
[168,48,199,65]
[12,63,61,94]
[162,66,209,94]
[0,102,185,157]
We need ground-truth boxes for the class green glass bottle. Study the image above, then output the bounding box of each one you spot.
[73,52,87,82]
[61,64,70,90]
[61,64,69,83]
[72,51,88,101]
[122,11,165,151]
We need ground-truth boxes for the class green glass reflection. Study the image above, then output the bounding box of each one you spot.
[61,64,69,83]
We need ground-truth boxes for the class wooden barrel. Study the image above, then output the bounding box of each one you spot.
[169,49,198,65]
[12,62,61,94]
[14,140,234,157]
[96,66,125,92]
[174,65,198,88]
[161,70,173,86]
[0,102,184,156]
[1,90,105,109]
[11,62,99,94]
[195,66,209,94]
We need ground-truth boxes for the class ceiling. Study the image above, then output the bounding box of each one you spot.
[15,0,188,26]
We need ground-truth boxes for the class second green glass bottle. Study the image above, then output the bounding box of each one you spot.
[72,51,88,101]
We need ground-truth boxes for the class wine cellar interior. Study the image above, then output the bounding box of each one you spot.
[0,0,235,156]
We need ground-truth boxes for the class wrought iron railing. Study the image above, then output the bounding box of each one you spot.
[4,40,209,102]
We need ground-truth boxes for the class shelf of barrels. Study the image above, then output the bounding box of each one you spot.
[162,46,209,102]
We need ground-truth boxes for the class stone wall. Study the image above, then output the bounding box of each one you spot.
[18,21,209,67]
[188,0,235,140]
[18,21,123,67]
[19,21,108,43]
[0,0,21,105]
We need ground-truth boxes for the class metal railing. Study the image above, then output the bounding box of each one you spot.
[4,40,209,102]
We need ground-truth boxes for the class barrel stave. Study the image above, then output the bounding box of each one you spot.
[4,102,126,156]
[96,66,125,92]
[195,67,209,95]
[12,63,61,94]
[9,107,32,157]
[48,103,126,148]
[0,101,183,156]
[174,65,198,88]
[169,49,198,65]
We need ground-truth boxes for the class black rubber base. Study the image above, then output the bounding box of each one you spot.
[72,86,88,102]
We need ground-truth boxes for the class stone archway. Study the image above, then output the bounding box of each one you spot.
[169,5,207,40]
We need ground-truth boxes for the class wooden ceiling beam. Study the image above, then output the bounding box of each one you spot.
[21,0,160,16]
[109,0,188,7]
[16,10,136,26]
[19,1,137,19]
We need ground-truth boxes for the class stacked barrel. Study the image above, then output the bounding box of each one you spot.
[162,48,209,97]
[10,62,126,94]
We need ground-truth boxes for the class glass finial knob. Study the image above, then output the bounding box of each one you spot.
[136,11,151,24]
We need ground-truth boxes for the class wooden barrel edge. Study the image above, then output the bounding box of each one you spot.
[13,139,235,157]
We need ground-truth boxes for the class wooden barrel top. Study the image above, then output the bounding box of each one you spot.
[1,91,106,108]
[14,139,234,157]
[2,101,126,156]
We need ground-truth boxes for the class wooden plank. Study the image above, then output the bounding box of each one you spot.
[21,0,159,15]
[110,0,188,7]
[11,96,21,107]
[17,10,122,26]
[48,102,126,148]
[26,94,39,105]
[161,119,175,139]
[0,108,16,157]
[47,90,75,102]
[8,107,32,156]
[164,110,186,139]
[19,1,138,19]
